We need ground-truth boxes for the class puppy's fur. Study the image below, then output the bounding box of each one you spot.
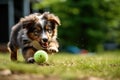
[8,12,60,63]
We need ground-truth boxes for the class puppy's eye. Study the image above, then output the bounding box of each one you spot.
[47,29,52,33]
[34,30,40,36]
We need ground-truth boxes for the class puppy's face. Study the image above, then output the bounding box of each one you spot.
[22,12,60,48]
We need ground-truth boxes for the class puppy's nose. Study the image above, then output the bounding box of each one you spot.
[42,38,48,42]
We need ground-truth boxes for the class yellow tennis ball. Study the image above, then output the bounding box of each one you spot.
[34,50,48,63]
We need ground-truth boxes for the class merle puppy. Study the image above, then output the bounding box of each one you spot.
[8,12,61,63]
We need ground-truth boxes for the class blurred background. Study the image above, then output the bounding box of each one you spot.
[0,0,120,53]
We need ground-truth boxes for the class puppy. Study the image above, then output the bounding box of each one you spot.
[8,12,61,63]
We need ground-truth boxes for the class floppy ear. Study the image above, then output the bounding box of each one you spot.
[22,21,35,29]
[48,15,61,26]
[20,14,38,29]
[43,12,61,26]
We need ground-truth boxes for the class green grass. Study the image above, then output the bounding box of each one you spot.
[0,51,120,80]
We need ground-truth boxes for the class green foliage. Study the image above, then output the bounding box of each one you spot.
[32,0,120,51]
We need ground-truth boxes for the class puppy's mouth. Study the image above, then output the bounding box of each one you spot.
[39,42,48,48]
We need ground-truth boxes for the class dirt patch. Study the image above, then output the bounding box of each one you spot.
[0,69,60,80]
[0,73,61,80]
[0,74,105,80]
[0,69,105,80]
[0,74,61,80]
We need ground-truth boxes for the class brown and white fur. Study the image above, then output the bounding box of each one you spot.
[8,12,61,63]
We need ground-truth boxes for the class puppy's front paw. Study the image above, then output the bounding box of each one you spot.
[48,47,58,53]
[27,57,35,63]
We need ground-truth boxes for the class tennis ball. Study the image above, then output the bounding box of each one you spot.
[34,50,48,63]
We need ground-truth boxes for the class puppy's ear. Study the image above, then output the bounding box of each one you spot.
[43,12,61,26]
[49,15,61,26]
[22,20,34,29]
[20,14,38,29]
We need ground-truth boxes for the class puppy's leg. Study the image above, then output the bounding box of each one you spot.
[8,42,18,61]
[47,41,59,53]
[22,47,35,63]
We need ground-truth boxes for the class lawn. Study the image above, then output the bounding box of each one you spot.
[0,51,120,80]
